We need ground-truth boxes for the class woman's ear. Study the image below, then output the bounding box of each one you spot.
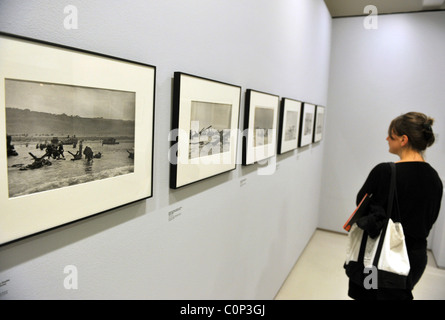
[400,134,409,147]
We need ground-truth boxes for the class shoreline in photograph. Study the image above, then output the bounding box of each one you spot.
[6,138,135,198]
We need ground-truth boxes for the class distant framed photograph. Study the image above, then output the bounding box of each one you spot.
[243,89,279,165]
[313,105,325,143]
[170,72,241,189]
[298,103,315,147]
[277,98,302,154]
[0,33,155,246]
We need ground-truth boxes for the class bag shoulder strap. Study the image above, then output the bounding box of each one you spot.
[372,162,397,267]
[389,162,402,221]
[387,162,396,219]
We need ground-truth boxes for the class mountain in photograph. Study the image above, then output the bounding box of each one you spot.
[6,107,135,137]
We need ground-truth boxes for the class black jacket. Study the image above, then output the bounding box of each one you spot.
[349,161,443,299]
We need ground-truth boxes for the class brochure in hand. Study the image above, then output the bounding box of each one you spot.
[343,193,372,232]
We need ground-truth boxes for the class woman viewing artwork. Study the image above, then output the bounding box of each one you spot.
[348,112,443,300]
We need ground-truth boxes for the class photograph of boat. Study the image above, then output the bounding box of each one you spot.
[189,100,232,159]
[5,78,136,198]
[102,137,120,145]
[253,106,274,147]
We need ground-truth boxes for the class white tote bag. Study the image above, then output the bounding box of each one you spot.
[374,219,410,276]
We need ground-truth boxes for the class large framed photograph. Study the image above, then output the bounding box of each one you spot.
[298,103,315,148]
[170,72,241,189]
[277,98,302,154]
[0,33,155,246]
[242,89,279,165]
[313,105,325,143]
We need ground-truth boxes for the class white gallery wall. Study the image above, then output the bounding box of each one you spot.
[0,0,332,299]
[319,11,445,266]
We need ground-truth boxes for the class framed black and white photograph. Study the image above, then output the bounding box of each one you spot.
[170,72,241,189]
[243,89,279,165]
[298,103,315,147]
[313,105,325,143]
[0,33,155,246]
[277,98,302,154]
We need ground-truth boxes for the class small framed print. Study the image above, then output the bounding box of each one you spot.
[313,105,325,143]
[0,33,155,246]
[170,72,241,189]
[298,103,315,147]
[277,98,302,154]
[243,89,279,165]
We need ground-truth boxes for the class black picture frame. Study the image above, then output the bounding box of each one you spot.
[298,102,316,148]
[243,89,280,165]
[170,72,241,189]
[277,98,302,154]
[0,33,156,246]
[313,105,325,143]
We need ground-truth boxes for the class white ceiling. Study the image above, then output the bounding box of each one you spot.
[324,0,445,17]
